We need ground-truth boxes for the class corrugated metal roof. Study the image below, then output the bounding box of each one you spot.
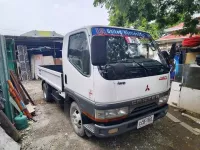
[157,33,190,41]
[156,34,200,44]
[164,14,200,33]
[164,23,184,33]
[20,30,63,37]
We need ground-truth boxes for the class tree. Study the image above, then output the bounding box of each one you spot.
[94,0,200,38]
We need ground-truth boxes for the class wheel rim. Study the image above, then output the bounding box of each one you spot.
[71,108,82,130]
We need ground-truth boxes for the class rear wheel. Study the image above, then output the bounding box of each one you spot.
[70,102,85,137]
[42,82,52,102]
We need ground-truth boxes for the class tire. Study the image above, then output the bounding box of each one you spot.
[70,102,85,137]
[42,82,52,102]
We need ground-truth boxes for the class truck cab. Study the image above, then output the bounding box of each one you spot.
[39,25,170,137]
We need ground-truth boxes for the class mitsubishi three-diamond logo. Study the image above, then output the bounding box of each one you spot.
[145,85,150,91]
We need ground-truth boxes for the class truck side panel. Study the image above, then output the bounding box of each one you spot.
[37,66,63,91]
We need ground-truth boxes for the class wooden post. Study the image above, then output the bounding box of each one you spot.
[10,71,29,105]
[0,110,20,141]
[19,81,35,105]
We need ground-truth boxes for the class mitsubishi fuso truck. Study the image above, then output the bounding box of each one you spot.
[37,25,170,137]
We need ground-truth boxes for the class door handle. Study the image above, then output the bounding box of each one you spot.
[65,74,67,84]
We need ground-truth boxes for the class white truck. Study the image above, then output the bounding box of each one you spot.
[38,25,170,137]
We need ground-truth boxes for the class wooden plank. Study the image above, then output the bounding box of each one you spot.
[26,103,36,114]
[19,81,35,105]
[10,71,29,105]
[9,97,20,113]
[8,80,32,119]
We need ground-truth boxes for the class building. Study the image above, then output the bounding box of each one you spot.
[4,30,63,81]
[157,14,200,50]
[20,30,63,37]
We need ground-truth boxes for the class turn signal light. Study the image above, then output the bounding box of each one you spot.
[108,128,118,134]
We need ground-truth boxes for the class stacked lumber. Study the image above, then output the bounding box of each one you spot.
[8,71,36,119]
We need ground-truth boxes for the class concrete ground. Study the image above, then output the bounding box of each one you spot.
[20,80,200,150]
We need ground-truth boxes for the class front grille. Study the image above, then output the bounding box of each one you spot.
[131,103,157,114]
[129,102,158,118]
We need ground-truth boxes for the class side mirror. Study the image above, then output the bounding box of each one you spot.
[196,55,200,66]
[160,50,170,67]
[91,36,107,66]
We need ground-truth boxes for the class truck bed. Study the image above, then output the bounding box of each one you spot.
[37,65,63,91]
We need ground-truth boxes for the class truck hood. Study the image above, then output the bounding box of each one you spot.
[94,68,170,104]
[113,74,169,102]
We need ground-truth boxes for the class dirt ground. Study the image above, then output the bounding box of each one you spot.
[20,80,200,150]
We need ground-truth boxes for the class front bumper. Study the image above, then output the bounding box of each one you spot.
[84,104,168,137]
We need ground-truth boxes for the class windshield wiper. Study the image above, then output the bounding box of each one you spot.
[108,59,134,64]
[130,59,150,75]
[119,59,149,75]
[141,59,169,70]
[118,59,134,63]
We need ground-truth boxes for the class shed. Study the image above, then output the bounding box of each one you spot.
[4,35,63,80]
[20,30,63,37]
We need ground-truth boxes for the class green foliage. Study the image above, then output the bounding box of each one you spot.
[94,0,200,38]
[134,19,161,39]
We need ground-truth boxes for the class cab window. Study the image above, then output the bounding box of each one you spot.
[68,32,90,76]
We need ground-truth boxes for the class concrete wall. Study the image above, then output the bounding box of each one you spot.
[180,87,200,114]
[0,127,20,150]
[168,82,200,114]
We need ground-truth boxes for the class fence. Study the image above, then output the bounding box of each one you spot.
[0,35,13,121]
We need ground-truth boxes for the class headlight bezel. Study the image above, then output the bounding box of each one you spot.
[158,95,168,105]
[95,107,129,120]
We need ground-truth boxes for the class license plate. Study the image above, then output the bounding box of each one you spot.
[137,115,154,129]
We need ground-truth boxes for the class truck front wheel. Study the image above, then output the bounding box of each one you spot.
[42,82,52,102]
[70,102,85,137]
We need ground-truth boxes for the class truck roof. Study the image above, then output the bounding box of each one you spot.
[66,25,151,36]
[86,25,147,32]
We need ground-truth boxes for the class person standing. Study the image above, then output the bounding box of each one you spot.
[169,43,176,72]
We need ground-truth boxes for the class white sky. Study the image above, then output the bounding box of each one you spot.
[0,0,109,36]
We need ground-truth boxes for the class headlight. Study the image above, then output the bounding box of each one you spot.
[95,107,128,119]
[158,95,168,105]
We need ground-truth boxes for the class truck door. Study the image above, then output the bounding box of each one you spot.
[63,29,94,102]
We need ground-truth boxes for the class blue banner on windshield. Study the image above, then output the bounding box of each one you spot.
[91,27,151,38]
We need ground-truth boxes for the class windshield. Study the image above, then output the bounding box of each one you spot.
[91,27,169,80]
[106,36,162,64]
